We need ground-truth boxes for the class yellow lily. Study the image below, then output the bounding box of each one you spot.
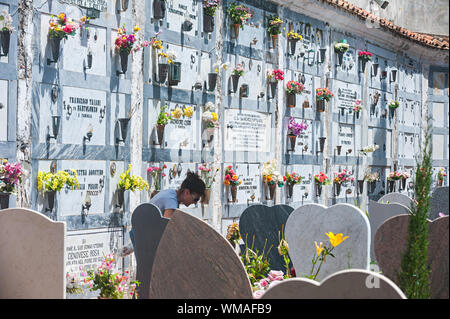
[325,232,349,247]
[314,241,324,256]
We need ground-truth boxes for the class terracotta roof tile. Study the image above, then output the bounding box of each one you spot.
[319,0,449,50]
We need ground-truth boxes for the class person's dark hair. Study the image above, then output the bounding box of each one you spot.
[180,171,206,197]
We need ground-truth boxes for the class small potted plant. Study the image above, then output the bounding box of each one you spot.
[203,0,220,33]
[266,68,284,99]
[83,254,140,299]
[437,168,446,187]
[353,99,363,118]
[47,13,82,64]
[314,172,330,198]
[231,63,244,93]
[315,88,333,112]
[117,164,149,208]
[37,169,79,214]
[225,2,252,39]
[285,80,304,108]
[267,15,283,48]
[285,172,302,199]
[155,104,172,145]
[224,165,241,203]
[262,159,285,201]
[147,164,166,198]
[0,160,24,209]
[364,172,379,193]
[198,163,219,204]
[287,30,302,55]
[0,10,14,57]
[153,0,167,20]
[287,117,308,152]
[334,40,349,66]
[358,50,372,72]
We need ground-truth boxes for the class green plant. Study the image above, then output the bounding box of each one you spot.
[277,226,292,278]
[225,2,252,28]
[267,15,283,36]
[118,164,149,192]
[397,125,432,299]
[156,104,172,126]
[241,235,272,286]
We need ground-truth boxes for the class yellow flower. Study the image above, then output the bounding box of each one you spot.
[133,25,141,32]
[184,106,194,118]
[211,112,218,122]
[315,241,324,256]
[171,107,183,119]
[325,232,349,247]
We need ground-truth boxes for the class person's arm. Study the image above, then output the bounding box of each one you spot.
[163,209,175,219]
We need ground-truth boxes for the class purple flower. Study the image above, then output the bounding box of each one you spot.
[288,117,308,136]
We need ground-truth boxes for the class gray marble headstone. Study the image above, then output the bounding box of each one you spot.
[260,269,406,299]
[430,187,449,220]
[368,200,411,261]
[131,203,169,300]
[378,192,414,210]
[0,208,66,298]
[239,204,294,272]
[149,210,253,299]
[285,203,370,281]
[375,215,449,299]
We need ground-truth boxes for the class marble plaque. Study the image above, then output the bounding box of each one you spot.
[430,187,449,220]
[287,165,314,203]
[286,118,313,156]
[224,109,271,153]
[0,80,7,141]
[260,269,406,299]
[236,164,261,204]
[432,102,445,128]
[166,0,198,36]
[62,86,106,145]
[0,208,65,298]
[227,55,263,98]
[239,204,294,273]
[285,203,370,281]
[335,81,360,113]
[149,210,253,299]
[66,227,123,278]
[58,160,106,216]
[336,124,356,156]
[374,215,449,299]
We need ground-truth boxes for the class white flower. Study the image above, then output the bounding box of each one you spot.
[202,111,213,122]
[167,51,177,60]
[204,101,215,112]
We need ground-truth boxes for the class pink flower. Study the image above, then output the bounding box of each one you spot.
[259,278,270,287]
[268,270,284,281]
[253,290,265,299]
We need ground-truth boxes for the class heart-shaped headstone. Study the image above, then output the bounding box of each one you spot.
[239,204,294,272]
[378,192,414,209]
[368,200,411,260]
[374,215,449,299]
[260,269,406,299]
[131,203,169,299]
[149,210,253,299]
[429,187,449,220]
[285,203,370,281]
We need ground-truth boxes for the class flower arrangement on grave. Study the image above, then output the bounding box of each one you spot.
[183,106,194,118]
[287,30,302,41]
[285,172,302,186]
[262,159,285,188]
[0,159,24,194]
[0,9,14,32]
[232,63,245,77]
[224,165,241,202]
[225,2,253,30]
[253,269,286,299]
[266,68,285,83]
[48,13,83,39]
[202,102,219,129]
[37,169,79,193]
[364,172,379,183]
[287,117,308,137]
[334,40,349,53]
[83,254,140,299]
[316,88,334,102]
[353,99,363,112]
[198,163,219,189]
[267,16,283,36]
[155,105,172,145]
[171,106,183,119]
[226,221,242,248]
[149,31,163,50]
[241,237,271,287]
[308,232,349,280]
[358,50,373,61]
[147,164,167,194]
[333,169,354,185]
[66,271,84,294]
[114,24,144,54]
[399,172,410,180]
[387,171,404,181]
[158,50,176,65]
[285,80,304,95]
[314,172,331,186]
[388,100,400,110]
[360,143,379,156]
[118,164,149,192]
[437,168,446,182]
[203,0,220,16]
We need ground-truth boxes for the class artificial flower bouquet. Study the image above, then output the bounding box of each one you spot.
[353,100,363,112]
[118,164,149,192]
[0,9,14,32]
[333,169,354,185]
[358,50,373,61]
[387,171,404,181]
[285,80,304,95]
[316,88,334,102]
[232,63,245,77]
[224,165,241,186]
[266,68,285,82]
[287,117,308,136]
[262,159,285,188]
[437,168,447,182]
[0,160,24,194]
[37,169,79,193]
[285,172,302,186]
[203,0,220,16]
[314,172,331,186]
[198,163,219,189]
[202,102,219,128]
[364,172,379,182]
[334,40,349,53]
[48,13,83,39]
[156,104,173,126]
[225,2,253,29]
[267,15,283,36]
[388,100,400,109]
[287,30,302,41]
[147,164,167,191]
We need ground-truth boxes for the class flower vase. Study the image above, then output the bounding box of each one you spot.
[287,184,294,199]
[150,190,160,199]
[119,50,129,74]
[387,180,395,193]
[232,24,240,39]
[336,51,344,66]
[203,14,214,33]
[288,134,297,152]
[288,38,298,55]
[315,183,322,198]
[1,30,11,56]
[230,185,237,203]
[360,58,368,73]
[355,111,360,119]
[286,92,296,108]
[368,181,376,193]
[271,34,278,48]
[153,0,166,19]
[357,180,364,194]
[334,183,341,197]
[0,193,9,209]
[116,188,125,208]
[156,124,165,145]
[202,188,211,204]
[401,178,406,191]
[46,191,56,212]
[231,74,240,93]
[438,179,443,187]
[49,37,62,63]
[269,81,277,99]
[158,63,169,83]
[316,99,326,112]
[208,72,218,91]
[267,183,276,201]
